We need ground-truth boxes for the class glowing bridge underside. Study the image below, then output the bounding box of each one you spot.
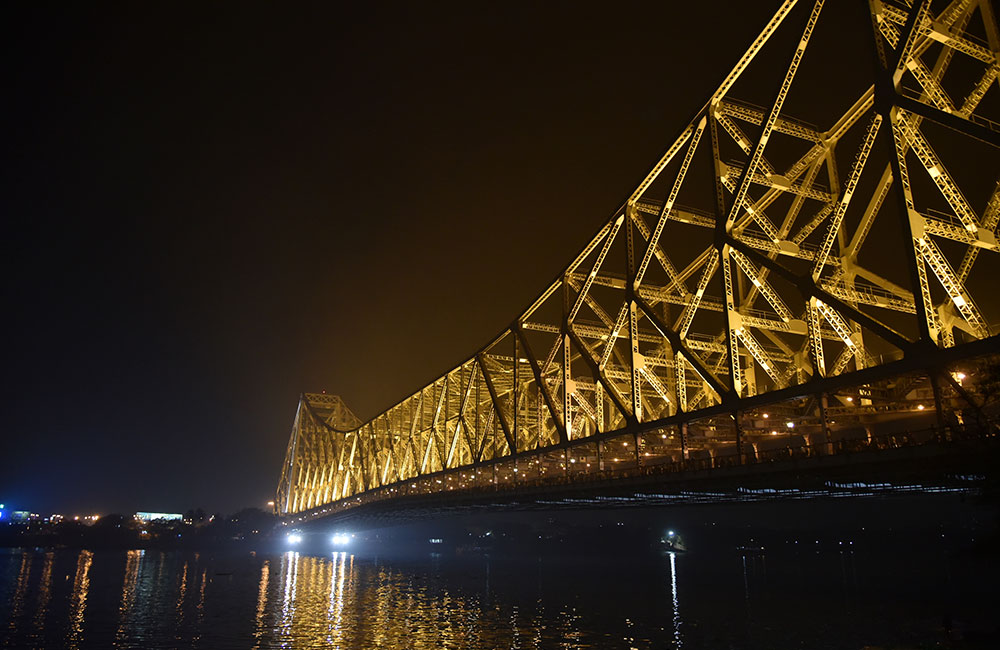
[278,0,1000,519]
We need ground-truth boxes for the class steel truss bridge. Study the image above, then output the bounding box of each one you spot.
[278,0,1000,523]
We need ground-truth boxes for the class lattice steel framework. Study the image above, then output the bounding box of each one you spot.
[278,0,1000,516]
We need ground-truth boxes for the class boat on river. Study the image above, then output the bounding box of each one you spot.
[660,530,687,552]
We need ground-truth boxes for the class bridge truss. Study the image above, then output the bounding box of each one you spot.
[278,0,1000,518]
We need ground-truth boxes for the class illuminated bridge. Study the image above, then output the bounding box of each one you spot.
[277,0,1000,524]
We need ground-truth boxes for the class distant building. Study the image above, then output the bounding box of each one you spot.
[135,512,183,523]
[11,511,31,522]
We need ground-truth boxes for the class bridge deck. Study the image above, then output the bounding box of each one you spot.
[286,419,997,527]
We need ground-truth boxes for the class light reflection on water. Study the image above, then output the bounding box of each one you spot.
[6,551,32,643]
[114,549,141,645]
[0,545,994,649]
[67,549,92,649]
[252,559,269,649]
[174,559,188,643]
[33,552,53,637]
[669,551,681,648]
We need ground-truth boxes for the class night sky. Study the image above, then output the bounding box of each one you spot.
[2,2,784,515]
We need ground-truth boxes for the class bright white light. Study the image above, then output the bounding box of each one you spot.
[287,533,303,544]
[785,421,795,428]
[331,533,351,546]
[667,530,675,537]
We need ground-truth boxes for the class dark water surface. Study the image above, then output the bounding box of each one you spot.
[1,539,997,649]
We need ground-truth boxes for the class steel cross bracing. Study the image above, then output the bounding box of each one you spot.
[277,0,1000,517]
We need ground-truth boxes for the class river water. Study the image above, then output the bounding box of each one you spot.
[1,530,997,649]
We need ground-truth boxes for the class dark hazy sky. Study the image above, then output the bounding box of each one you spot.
[2,2,784,515]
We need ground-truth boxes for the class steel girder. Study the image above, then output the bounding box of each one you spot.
[277,0,1000,516]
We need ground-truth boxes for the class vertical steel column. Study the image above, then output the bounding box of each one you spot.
[866,0,936,346]
[562,275,573,442]
[625,209,642,424]
[512,326,519,455]
[710,105,742,403]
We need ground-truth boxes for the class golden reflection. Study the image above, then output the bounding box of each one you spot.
[173,561,189,646]
[250,552,697,647]
[191,567,207,645]
[198,567,207,615]
[66,550,93,649]
[33,551,55,633]
[270,552,542,649]
[531,598,544,647]
[7,552,32,638]
[114,550,142,646]
[175,561,188,624]
[252,560,270,649]
[510,604,522,647]
[557,606,583,647]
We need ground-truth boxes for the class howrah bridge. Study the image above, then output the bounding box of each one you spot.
[277,0,1000,525]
